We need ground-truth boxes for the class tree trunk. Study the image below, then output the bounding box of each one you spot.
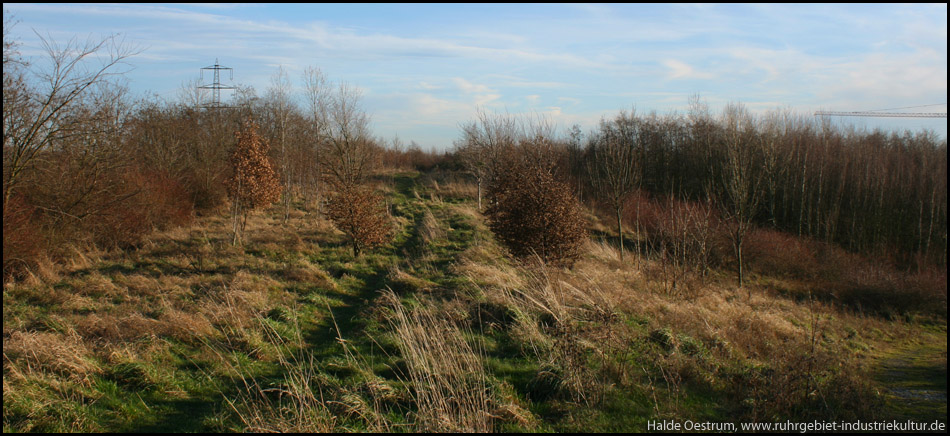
[616,205,625,261]
[477,178,482,211]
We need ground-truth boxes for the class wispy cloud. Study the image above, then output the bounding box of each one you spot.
[662,59,714,80]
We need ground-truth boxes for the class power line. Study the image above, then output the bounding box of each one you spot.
[814,111,946,118]
[863,103,947,113]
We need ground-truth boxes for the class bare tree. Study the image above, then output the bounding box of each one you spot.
[317,82,376,189]
[453,109,520,210]
[176,77,209,109]
[265,66,295,222]
[453,133,490,211]
[713,103,763,290]
[302,66,331,203]
[3,29,139,218]
[587,110,642,262]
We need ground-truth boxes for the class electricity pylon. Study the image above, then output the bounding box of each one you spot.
[199,59,235,109]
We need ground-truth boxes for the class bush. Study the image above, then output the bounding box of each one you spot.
[744,228,822,279]
[485,161,587,266]
[93,168,194,248]
[3,195,42,280]
[326,184,392,257]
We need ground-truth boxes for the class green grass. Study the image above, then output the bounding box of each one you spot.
[872,327,948,422]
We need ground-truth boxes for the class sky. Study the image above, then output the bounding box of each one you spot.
[4,3,947,150]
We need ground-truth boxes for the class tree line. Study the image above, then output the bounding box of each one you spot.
[454,101,947,280]
[573,98,947,271]
[2,24,417,277]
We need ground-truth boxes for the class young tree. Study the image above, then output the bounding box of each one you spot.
[453,134,490,211]
[325,183,391,257]
[713,103,763,290]
[586,110,642,262]
[265,66,295,223]
[486,158,587,266]
[227,119,281,245]
[302,66,330,202]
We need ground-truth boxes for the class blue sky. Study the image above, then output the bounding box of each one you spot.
[4,3,947,149]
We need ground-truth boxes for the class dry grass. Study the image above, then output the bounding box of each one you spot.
[417,208,447,244]
[455,230,903,420]
[2,203,345,431]
[422,172,478,201]
[4,330,99,384]
[282,259,337,291]
[216,308,342,433]
[4,170,942,431]
[381,289,494,432]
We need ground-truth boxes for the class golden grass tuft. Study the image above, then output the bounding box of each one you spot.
[283,260,337,292]
[381,289,494,432]
[4,330,99,383]
[160,308,216,343]
[417,208,446,244]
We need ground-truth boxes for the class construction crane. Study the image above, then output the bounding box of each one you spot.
[815,103,947,118]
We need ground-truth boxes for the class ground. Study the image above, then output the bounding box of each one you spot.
[3,170,946,432]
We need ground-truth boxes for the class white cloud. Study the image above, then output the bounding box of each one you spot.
[662,59,715,80]
[474,94,502,107]
[452,77,494,95]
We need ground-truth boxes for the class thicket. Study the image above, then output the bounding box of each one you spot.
[573,100,947,271]
[2,24,427,278]
[4,18,945,283]
[455,112,587,265]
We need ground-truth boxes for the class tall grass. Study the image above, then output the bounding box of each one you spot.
[381,289,494,432]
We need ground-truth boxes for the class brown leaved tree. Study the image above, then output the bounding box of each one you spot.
[227,119,281,245]
[486,159,587,266]
[325,183,392,257]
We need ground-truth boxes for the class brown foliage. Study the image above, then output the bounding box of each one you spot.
[227,120,282,211]
[3,195,41,280]
[2,163,194,280]
[485,161,587,266]
[744,228,823,279]
[227,120,281,244]
[93,169,194,248]
[325,184,392,256]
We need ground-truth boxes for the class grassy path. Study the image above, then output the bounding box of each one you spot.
[125,171,472,431]
[872,326,947,423]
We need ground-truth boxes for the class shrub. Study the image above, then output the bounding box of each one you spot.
[325,184,392,257]
[91,168,194,249]
[485,161,587,266]
[744,228,821,279]
[3,195,42,280]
